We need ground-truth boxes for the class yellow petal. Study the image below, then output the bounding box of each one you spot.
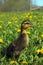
[29,16,32,19]
[0,39,4,43]
[36,49,41,54]
[26,31,30,34]
[40,49,43,54]
[41,34,43,37]
[10,60,18,64]
[17,29,21,32]
[22,61,28,64]
[0,25,2,28]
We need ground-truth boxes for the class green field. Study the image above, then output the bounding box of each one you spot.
[0,11,43,65]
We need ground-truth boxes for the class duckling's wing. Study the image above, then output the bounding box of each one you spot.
[6,35,26,58]
[13,36,26,51]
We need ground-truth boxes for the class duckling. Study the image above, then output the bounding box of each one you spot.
[6,20,34,58]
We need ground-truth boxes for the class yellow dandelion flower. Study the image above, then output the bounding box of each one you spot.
[29,16,32,19]
[0,25,2,28]
[34,55,39,60]
[26,31,30,34]
[36,49,41,54]
[41,34,43,38]
[22,61,28,64]
[40,49,43,54]
[17,29,21,32]
[0,39,4,43]
[8,21,12,25]
[10,60,18,64]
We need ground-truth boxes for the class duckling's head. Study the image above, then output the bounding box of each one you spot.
[21,20,34,31]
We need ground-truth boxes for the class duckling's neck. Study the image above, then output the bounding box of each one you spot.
[21,27,27,34]
[20,29,29,46]
[21,29,27,34]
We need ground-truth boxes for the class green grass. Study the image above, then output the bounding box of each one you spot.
[0,11,43,65]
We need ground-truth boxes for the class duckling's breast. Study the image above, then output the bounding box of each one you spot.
[23,34,29,46]
[17,33,29,51]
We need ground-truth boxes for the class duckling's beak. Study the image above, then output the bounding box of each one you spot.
[29,23,35,28]
[31,24,35,28]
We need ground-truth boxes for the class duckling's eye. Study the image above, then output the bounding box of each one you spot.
[25,23,29,24]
